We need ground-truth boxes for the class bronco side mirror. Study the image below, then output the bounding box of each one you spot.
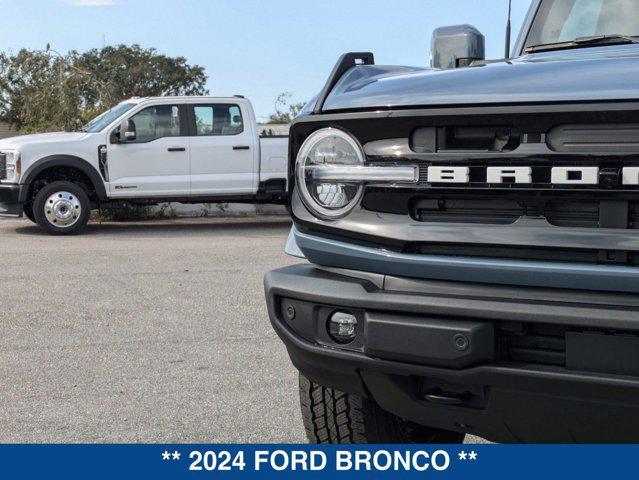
[431,24,485,69]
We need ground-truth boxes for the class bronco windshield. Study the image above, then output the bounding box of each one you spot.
[525,0,639,50]
[81,102,136,133]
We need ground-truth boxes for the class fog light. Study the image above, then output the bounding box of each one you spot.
[328,312,357,344]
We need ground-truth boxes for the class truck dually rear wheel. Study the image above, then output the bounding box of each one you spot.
[33,181,91,235]
[299,373,466,444]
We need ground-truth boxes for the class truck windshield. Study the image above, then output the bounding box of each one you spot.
[81,102,136,133]
[525,0,639,51]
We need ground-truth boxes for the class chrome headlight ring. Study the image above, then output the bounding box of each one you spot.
[295,127,418,220]
[295,128,365,220]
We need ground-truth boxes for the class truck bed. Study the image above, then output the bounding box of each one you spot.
[259,136,288,184]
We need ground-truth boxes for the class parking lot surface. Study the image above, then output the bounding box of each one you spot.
[0,216,485,443]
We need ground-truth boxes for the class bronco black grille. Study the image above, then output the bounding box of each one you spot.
[290,103,639,269]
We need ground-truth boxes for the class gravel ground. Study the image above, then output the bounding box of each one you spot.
[0,216,485,443]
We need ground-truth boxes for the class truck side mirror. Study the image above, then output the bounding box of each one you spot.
[118,119,136,143]
[431,24,485,69]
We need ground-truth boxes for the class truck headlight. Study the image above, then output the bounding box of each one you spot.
[295,128,365,219]
[0,149,21,182]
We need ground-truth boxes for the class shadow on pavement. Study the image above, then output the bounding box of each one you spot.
[13,217,292,237]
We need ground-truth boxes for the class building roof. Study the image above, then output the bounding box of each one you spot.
[0,121,17,140]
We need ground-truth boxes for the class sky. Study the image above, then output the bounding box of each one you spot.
[0,0,531,121]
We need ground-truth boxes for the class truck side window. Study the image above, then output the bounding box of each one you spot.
[128,105,182,142]
[193,104,244,136]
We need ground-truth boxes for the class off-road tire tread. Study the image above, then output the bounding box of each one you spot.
[300,374,362,443]
[299,373,465,444]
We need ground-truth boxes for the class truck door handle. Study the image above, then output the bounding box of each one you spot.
[233,145,250,150]
[167,147,186,152]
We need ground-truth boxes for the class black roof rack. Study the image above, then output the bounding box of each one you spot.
[313,52,374,114]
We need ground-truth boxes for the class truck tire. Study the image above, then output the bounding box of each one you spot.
[299,373,465,444]
[23,202,36,223]
[32,181,91,235]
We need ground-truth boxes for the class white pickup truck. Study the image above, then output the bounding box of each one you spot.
[0,96,288,234]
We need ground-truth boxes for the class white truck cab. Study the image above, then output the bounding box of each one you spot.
[0,96,288,234]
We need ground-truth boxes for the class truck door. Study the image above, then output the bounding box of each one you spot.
[188,102,258,195]
[107,103,190,197]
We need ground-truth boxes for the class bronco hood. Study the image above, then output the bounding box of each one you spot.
[321,44,639,112]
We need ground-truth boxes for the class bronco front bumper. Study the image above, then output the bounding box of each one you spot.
[265,263,639,443]
[0,184,23,217]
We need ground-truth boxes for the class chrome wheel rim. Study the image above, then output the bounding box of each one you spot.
[44,191,81,228]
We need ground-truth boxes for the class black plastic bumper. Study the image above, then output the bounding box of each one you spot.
[0,184,23,217]
[264,264,639,443]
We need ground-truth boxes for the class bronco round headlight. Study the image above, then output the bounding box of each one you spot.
[295,128,364,219]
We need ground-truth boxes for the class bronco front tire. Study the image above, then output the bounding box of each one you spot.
[299,373,465,444]
[33,181,91,235]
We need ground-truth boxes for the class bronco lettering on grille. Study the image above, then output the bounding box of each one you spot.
[426,166,639,186]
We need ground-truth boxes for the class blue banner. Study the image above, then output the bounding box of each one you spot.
[0,444,634,479]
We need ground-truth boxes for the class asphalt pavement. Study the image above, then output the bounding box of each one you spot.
[0,216,485,443]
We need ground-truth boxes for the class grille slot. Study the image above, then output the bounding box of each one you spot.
[413,197,523,225]
[418,164,428,184]
[547,124,639,153]
[544,200,600,228]
[497,322,567,367]
[409,194,639,229]
[497,322,639,377]
[545,200,637,228]
[402,242,623,264]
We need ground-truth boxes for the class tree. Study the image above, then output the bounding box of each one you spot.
[76,44,208,104]
[0,44,208,133]
[267,92,305,124]
[0,49,89,133]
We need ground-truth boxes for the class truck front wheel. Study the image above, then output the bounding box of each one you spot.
[299,373,465,444]
[33,181,91,235]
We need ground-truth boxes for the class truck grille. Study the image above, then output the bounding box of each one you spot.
[0,153,6,180]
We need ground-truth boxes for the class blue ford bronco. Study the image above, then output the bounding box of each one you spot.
[265,0,639,443]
